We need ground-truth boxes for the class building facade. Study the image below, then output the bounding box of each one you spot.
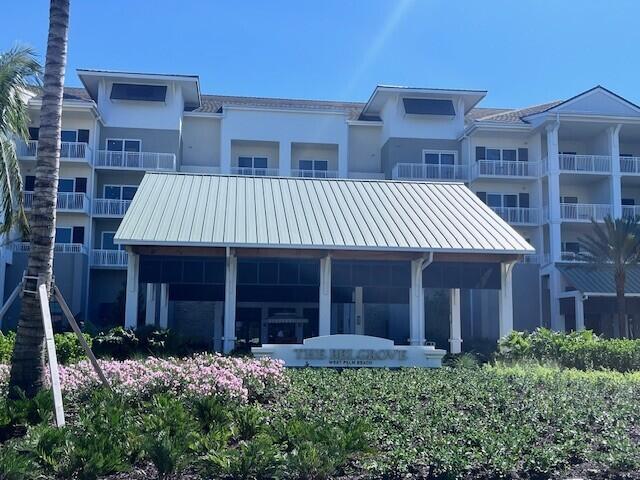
[1,69,638,348]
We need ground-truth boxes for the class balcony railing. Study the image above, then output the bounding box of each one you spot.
[472,160,538,178]
[491,207,539,225]
[560,251,587,263]
[231,167,279,176]
[12,242,87,254]
[24,192,89,213]
[392,163,468,181]
[96,151,176,171]
[560,203,611,222]
[620,156,640,175]
[558,154,611,173]
[622,205,640,219]
[292,169,339,179]
[91,249,128,268]
[17,140,92,163]
[93,199,132,217]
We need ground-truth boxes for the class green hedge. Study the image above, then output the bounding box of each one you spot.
[497,328,640,372]
[0,331,91,365]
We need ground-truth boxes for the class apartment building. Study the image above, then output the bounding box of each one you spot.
[1,69,637,351]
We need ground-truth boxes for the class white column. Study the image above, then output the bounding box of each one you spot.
[546,123,562,264]
[549,269,565,331]
[213,301,224,352]
[354,286,364,335]
[409,259,425,345]
[279,140,291,176]
[449,288,462,354]
[609,125,622,218]
[223,252,237,353]
[498,262,515,338]
[145,284,157,327]
[338,124,349,178]
[124,251,139,329]
[574,292,585,331]
[220,136,231,174]
[159,283,169,329]
[318,255,332,336]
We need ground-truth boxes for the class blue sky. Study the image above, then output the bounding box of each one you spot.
[4,0,640,108]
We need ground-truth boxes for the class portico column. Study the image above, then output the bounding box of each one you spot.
[574,292,585,331]
[338,125,349,178]
[159,283,169,329]
[318,255,332,336]
[223,251,237,353]
[498,262,516,338]
[449,288,462,354]
[213,301,223,352]
[549,269,565,331]
[145,284,157,327]
[124,251,139,329]
[279,141,291,176]
[609,125,622,218]
[409,259,425,346]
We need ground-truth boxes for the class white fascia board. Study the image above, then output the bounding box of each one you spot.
[77,69,199,83]
[29,99,101,120]
[525,111,640,125]
[584,292,640,298]
[222,104,349,117]
[347,120,383,126]
[114,238,532,255]
[462,122,532,137]
[183,111,223,119]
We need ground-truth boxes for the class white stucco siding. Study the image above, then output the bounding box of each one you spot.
[181,116,221,169]
[291,143,338,171]
[469,133,534,161]
[230,140,279,169]
[348,125,382,174]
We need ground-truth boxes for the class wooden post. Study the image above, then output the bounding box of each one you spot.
[53,285,111,389]
[38,283,65,427]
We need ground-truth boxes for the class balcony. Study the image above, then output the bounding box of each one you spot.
[12,242,87,254]
[392,163,468,181]
[558,154,611,173]
[472,160,538,179]
[620,156,640,175]
[24,192,90,213]
[560,251,587,263]
[96,151,176,171]
[622,205,640,219]
[17,140,92,164]
[292,169,339,179]
[93,199,132,217]
[559,203,611,222]
[91,249,128,268]
[230,167,279,176]
[491,207,539,225]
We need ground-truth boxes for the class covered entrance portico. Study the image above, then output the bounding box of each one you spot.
[115,173,533,366]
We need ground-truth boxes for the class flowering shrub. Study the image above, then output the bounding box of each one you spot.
[0,354,286,403]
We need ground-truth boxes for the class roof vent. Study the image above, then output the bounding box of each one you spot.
[403,98,455,116]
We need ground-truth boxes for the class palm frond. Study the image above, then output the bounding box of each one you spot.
[578,216,640,267]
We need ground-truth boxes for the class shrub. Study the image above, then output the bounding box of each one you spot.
[91,327,139,360]
[0,331,90,365]
[497,328,640,371]
[0,331,16,363]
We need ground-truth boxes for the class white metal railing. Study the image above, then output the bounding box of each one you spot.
[231,167,279,176]
[392,163,468,181]
[91,249,128,267]
[560,203,611,222]
[93,198,132,217]
[96,150,176,170]
[24,192,89,212]
[491,207,539,225]
[561,251,587,263]
[292,169,339,179]
[17,140,92,163]
[12,242,87,254]
[473,160,538,178]
[620,156,640,174]
[622,205,640,219]
[521,254,541,264]
[558,154,611,173]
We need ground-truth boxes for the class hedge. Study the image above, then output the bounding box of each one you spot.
[0,331,91,365]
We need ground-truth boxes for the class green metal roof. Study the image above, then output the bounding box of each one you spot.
[558,264,640,295]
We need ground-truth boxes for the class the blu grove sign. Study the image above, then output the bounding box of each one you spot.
[252,335,446,368]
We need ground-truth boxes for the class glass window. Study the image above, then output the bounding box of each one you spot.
[561,196,578,204]
[622,198,636,206]
[107,139,124,152]
[102,232,117,250]
[253,157,268,169]
[502,149,517,161]
[122,186,137,201]
[104,186,121,199]
[424,153,440,164]
[503,195,518,208]
[487,194,502,208]
[313,160,328,171]
[110,83,167,102]
[238,157,252,168]
[486,149,501,161]
[299,160,313,170]
[58,179,74,193]
[61,130,77,142]
[124,140,141,152]
[440,153,455,165]
[55,227,72,244]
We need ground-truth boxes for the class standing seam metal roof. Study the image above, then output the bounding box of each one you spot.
[115,173,534,254]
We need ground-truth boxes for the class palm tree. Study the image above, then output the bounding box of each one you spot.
[579,215,640,338]
[8,0,70,397]
[0,46,40,236]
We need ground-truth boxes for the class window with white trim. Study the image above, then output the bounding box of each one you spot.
[422,150,456,165]
[299,160,328,172]
[101,231,123,250]
[475,146,529,162]
[104,185,137,201]
[106,139,142,153]
[476,192,529,208]
[238,156,268,169]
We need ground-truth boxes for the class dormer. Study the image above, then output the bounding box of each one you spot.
[362,85,486,142]
[77,69,200,130]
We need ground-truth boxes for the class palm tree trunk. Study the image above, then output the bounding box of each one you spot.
[8,0,69,398]
[615,268,627,339]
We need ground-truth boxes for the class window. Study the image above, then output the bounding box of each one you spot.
[486,149,501,161]
[563,242,580,253]
[55,227,72,244]
[477,192,529,209]
[402,98,455,116]
[25,176,35,192]
[487,194,502,208]
[622,198,636,206]
[502,149,517,161]
[110,83,167,102]
[28,127,39,140]
[104,185,138,201]
[61,130,77,142]
[101,232,122,250]
[561,196,578,204]
[58,178,75,193]
[238,156,268,169]
[422,150,457,165]
[475,146,529,162]
[106,139,142,153]
[299,160,328,171]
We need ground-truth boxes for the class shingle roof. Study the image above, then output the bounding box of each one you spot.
[559,264,640,295]
[115,173,533,254]
[470,101,563,124]
[29,86,93,103]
